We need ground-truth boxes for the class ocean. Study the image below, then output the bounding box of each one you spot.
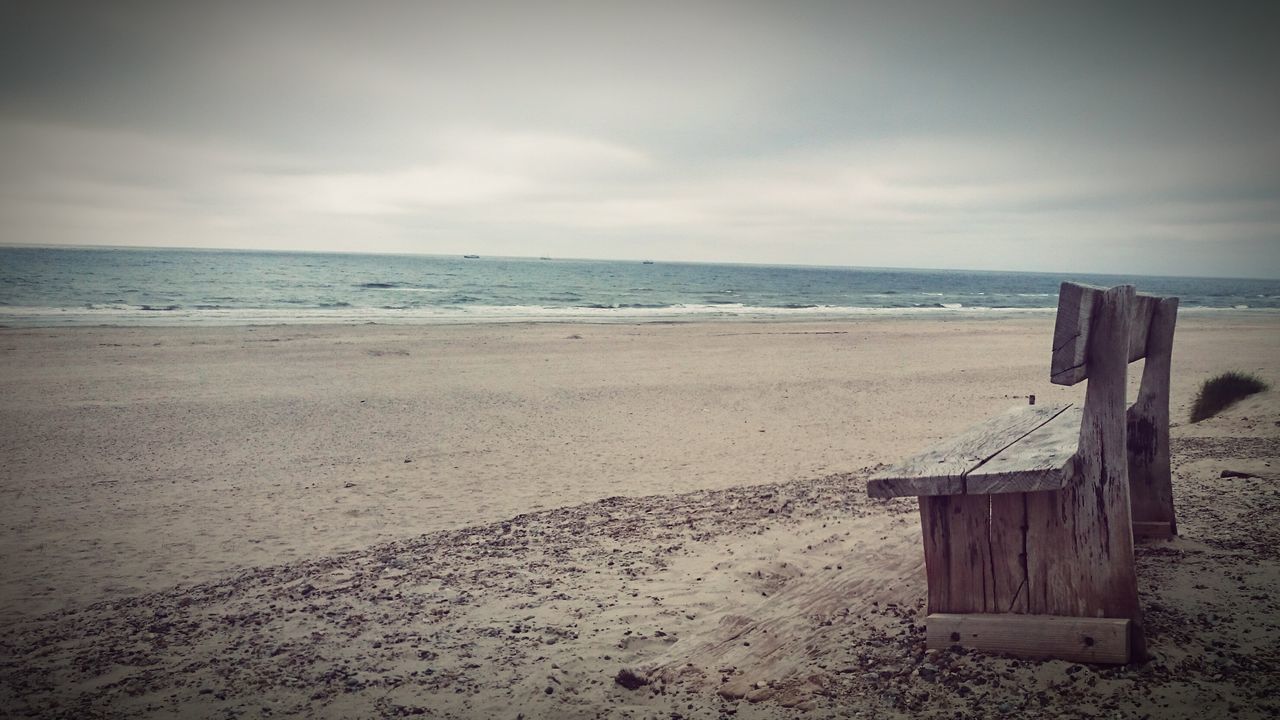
[1,246,1277,326]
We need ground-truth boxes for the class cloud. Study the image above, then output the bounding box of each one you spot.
[0,1,1277,277]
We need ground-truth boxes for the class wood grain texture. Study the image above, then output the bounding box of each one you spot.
[919,495,995,614]
[965,406,1081,495]
[1126,294,1159,363]
[926,613,1131,664]
[866,474,964,499]
[1050,282,1097,386]
[1027,284,1146,659]
[1127,296,1179,535]
[1051,283,1162,385]
[988,493,1030,613]
[867,404,1072,499]
[922,486,1039,616]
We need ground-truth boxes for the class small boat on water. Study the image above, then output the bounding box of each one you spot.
[642,260,654,265]
[463,254,480,259]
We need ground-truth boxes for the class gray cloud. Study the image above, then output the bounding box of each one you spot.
[1,0,1278,276]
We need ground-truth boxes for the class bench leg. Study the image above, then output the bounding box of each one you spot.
[917,494,1032,616]
[918,487,1146,661]
[919,495,995,614]
[1127,296,1179,538]
[921,491,1141,661]
[917,287,1148,662]
[1028,285,1145,659]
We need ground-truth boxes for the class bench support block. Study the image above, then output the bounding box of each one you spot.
[926,613,1131,664]
[1132,521,1173,540]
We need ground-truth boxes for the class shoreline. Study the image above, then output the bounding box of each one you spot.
[2,305,1278,329]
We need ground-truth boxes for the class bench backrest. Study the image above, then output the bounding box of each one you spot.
[1050,282,1179,386]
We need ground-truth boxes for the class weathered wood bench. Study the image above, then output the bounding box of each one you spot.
[866,282,1178,664]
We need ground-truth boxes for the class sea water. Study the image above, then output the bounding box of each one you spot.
[1,246,1277,326]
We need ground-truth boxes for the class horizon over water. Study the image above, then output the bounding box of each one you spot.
[1,245,1278,326]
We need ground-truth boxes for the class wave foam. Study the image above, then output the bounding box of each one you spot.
[0,303,1083,326]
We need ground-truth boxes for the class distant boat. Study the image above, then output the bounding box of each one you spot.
[539,256,552,260]
[463,254,480,259]
[642,260,655,265]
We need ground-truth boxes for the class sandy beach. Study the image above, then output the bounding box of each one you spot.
[1,315,1278,718]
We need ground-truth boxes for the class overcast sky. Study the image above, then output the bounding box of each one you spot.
[1,1,1278,277]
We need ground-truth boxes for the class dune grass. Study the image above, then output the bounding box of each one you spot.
[1189,371,1269,423]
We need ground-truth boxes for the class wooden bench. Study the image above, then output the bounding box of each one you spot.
[866,282,1178,664]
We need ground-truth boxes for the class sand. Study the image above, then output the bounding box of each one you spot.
[0,315,1277,718]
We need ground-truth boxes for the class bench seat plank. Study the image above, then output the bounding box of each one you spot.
[965,406,1083,494]
[868,404,1073,498]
